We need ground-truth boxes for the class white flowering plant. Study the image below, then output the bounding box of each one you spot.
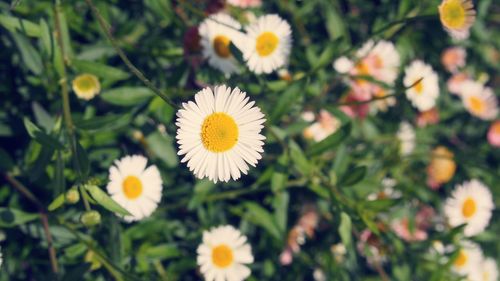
[0,0,498,280]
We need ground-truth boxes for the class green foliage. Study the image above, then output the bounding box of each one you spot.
[0,0,499,281]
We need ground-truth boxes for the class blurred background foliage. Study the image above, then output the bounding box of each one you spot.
[0,0,499,280]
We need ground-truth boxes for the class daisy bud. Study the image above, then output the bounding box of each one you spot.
[65,188,80,204]
[81,210,101,227]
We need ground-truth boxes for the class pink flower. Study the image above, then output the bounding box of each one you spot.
[226,0,262,8]
[487,120,500,147]
[340,92,370,119]
[416,108,440,128]
[447,73,469,95]
[441,47,466,73]
[391,206,435,242]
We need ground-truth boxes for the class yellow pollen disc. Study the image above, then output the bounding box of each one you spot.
[468,96,484,114]
[414,80,424,94]
[212,244,234,268]
[122,176,143,199]
[201,113,239,153]
[256,32,279,57]
[213,35,231,58]
[462,198,477,218]
[440,0,467,29]
[454,250,467,267]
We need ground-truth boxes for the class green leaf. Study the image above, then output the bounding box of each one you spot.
[0,14,41,37]
[23,118,64,150]
[312,44,335,71]
[74,113,132,132]
[306,123,351,157]
[339,166,366,187]
[0,208,39,227]
[85,185,131,216]
[143,244,181,260]
[39,19,53,58]
[272,192,289,235]
[338,212,352,247]
[322,2,346,40]
[271,153,289,192]
[32,102,55,132]
[29,145,55,182]
[244,202,282,241]
[11,32,43,74]
[270,83,302,122]
[289,140,311,175]
[100,87,155,106]
[48,194,65,211]
[74,141,90,179]
[72,59,130,82]
[0,148,14,172]
[146,132,178,168]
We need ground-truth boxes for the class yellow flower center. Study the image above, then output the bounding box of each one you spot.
[414,80,424,94]
[468,96,484,114]
[122,176,143,199]
[256,32,279,57]
[440,0,467,29]
[213,35,231,58]
[73,74,99,92]
[212,244,234,268]
[454,250,467,267]
[462,198,477,218]
[201,113,239,153]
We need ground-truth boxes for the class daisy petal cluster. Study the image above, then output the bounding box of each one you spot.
[439,0,476,40]
[106,155,163,222]
[199,13,246,76]
[242,14,292,74]
[198,13,292,75]
[451,240,483,277]
[459,80,499,120]
[176,85,266,183]
[197,225,254,281]
[444,179,494,237]
[404,60,440,111]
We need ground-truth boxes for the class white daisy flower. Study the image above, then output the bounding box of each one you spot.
[444,179,494,237]
[451,240,483,278]
[199,13,246,76]
[176,85,266,183]
[470,257,499,281]
[106,155,163,222]
[241,14,292,74]
[460,80,499,121]
[404,60,440,111]
[197,225,254,281]
[397,121,416,156]
[439,0,476,40]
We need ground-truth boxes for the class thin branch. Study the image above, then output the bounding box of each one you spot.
[84,0,179,109]
[4,173,59,273]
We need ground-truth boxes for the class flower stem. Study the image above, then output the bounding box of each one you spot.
[84,0,179,109]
